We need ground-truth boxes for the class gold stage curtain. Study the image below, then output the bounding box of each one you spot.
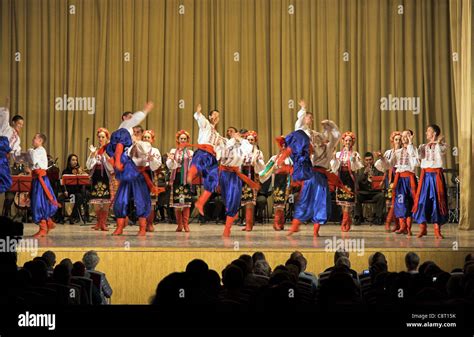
[0,0,471,228]
[449,0,473,230]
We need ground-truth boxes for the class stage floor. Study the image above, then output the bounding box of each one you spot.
[21,222,473,250]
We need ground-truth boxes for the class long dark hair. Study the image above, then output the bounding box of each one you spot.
[65,154,80,171]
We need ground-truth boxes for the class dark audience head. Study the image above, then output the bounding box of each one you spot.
[222,265,244,290]
[335,256,351,270]
[370,261,388,280]
[290,251,303,259]
[284,264,300,283]
[33,256,47,264]
[465,253,474,263]
[369,252,387,267]
[418,261,436,275]
[59,258,73,272]
[206,269,221,295]
[295,255,307,272]
[23,260,48,286]
[334,250,350,265]
[71,261,86,277]
[464,261,474,275]
[289,252,308,272]
[53,264,71,285]
[285,258,303,275]
[420,261,442,277]
[185,259,209,285]
[254,260,271,277]
[231,259,249,277]
[41,251,56,269]
[238,254,254,273]
[405,252,420,272]
[151,272,189,307]
[252,251,266,265]
[269,265,294,286]
[321,272,359,302]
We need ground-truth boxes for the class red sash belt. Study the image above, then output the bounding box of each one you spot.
[391,171,416,206]
[137,166,165,196]
[313,167,352,194]
[412,168,447,215]
[32,169,60,207]
[179,143,216,157]
[219,165,261,190]
[275,165,292,175]
[276,147,292,167]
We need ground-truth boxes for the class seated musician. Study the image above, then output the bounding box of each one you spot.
[354,152,385,225]
[61,154,90,224]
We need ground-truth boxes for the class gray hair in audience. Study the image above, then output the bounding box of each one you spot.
[83,250,100,270]
[253,260,271,277]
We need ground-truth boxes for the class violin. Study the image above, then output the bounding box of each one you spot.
[72,166,85,175]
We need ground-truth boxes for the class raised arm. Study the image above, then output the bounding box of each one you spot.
[166,149,178,170]
[119,101,154,130]
[193,103,210,130]
[253,150,266,173]
[294,99,306,131]
[351,152,364,171]
[321,120,341,151]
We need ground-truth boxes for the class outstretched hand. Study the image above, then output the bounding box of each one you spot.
[143,101,154,113]
[298,99,306,109]
[196,103,202,114]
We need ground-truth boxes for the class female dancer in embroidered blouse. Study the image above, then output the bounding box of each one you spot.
[136,129,162,232]
[87,128,114,231]
[375,131,402,232]
[240,131,265,232]
[375,130,419,236]
[166,130,194,232]
[330,132,364,232]
[259,137,293,231]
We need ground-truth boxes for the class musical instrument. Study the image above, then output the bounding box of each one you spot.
[15,192,30,209]
[47,157,60,181]
[71,166,85,175]
[370,176,385,190]
[9,175,33,209]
